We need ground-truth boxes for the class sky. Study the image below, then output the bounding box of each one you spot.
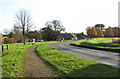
[0,0,119,34]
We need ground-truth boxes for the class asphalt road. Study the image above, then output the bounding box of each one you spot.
[49,41,120,68]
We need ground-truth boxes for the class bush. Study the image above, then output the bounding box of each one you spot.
[118,40,120,44]
[112,39,120,44]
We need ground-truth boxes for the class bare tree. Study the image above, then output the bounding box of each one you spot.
[26,14,34,33]
[15,9,33,44]
[45,20,65,40]
[45,21,52,28]
[52,20,65,32]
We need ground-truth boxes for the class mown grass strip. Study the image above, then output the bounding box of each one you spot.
[36,41,119,77]
[71,38,120,51]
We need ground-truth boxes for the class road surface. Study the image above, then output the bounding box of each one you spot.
[49,41,120,68]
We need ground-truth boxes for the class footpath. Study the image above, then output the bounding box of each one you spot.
[26,45,58,77]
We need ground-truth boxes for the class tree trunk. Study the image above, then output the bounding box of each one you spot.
[23,25,26,45]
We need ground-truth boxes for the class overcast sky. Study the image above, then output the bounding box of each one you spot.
[0,0,119,34]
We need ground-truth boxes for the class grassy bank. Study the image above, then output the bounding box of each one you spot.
[36,41,119,77]
[2,42,41,77]
[71,38,120,52]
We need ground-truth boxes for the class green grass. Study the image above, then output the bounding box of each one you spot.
[1,39,119,77]
[36,41,119,77]
[2,42,41,77]
[1,40,72,77]
[72,37,120,50]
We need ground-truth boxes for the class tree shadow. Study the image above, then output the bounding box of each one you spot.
[1,50,9,57]
[65,63,119,77]
[80,42,120,48]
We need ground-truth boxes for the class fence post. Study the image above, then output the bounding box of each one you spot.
[2,45,3,52]
[7,45,9,51]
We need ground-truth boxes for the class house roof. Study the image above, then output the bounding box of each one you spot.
[61,33,77,38]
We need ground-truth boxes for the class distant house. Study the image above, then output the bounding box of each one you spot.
[76,32,87,39]
[71,33,77,40]
[61,33,77,40]
[27,30,42,40]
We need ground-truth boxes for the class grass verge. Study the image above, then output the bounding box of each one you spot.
[71,38,120,52]
[36,41,119,77]
[2,42,41,77]
[1,40,72,77]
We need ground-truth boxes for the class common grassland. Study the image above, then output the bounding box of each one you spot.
[36,41,119,77]
[1,40,71,77]
[1,39,119,77]
[2,42,41,77]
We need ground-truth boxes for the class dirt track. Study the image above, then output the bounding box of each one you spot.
[26,45,58,77]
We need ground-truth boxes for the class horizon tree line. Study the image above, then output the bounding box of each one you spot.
[86,24,120,38]
[1,9,120,44]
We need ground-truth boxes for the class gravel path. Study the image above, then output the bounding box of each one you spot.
[26,45,58,77]
[49,41,120,68]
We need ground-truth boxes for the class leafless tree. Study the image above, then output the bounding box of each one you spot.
[45,20,65,40]
[15,9,33,44]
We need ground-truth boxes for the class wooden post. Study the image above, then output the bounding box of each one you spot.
[2,45,3,52]
[7,45,9,51]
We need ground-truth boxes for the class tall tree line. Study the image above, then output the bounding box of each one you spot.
[87,24,120,38]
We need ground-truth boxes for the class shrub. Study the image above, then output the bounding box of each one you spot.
[112,39,120,44]
[118,40,120,44]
